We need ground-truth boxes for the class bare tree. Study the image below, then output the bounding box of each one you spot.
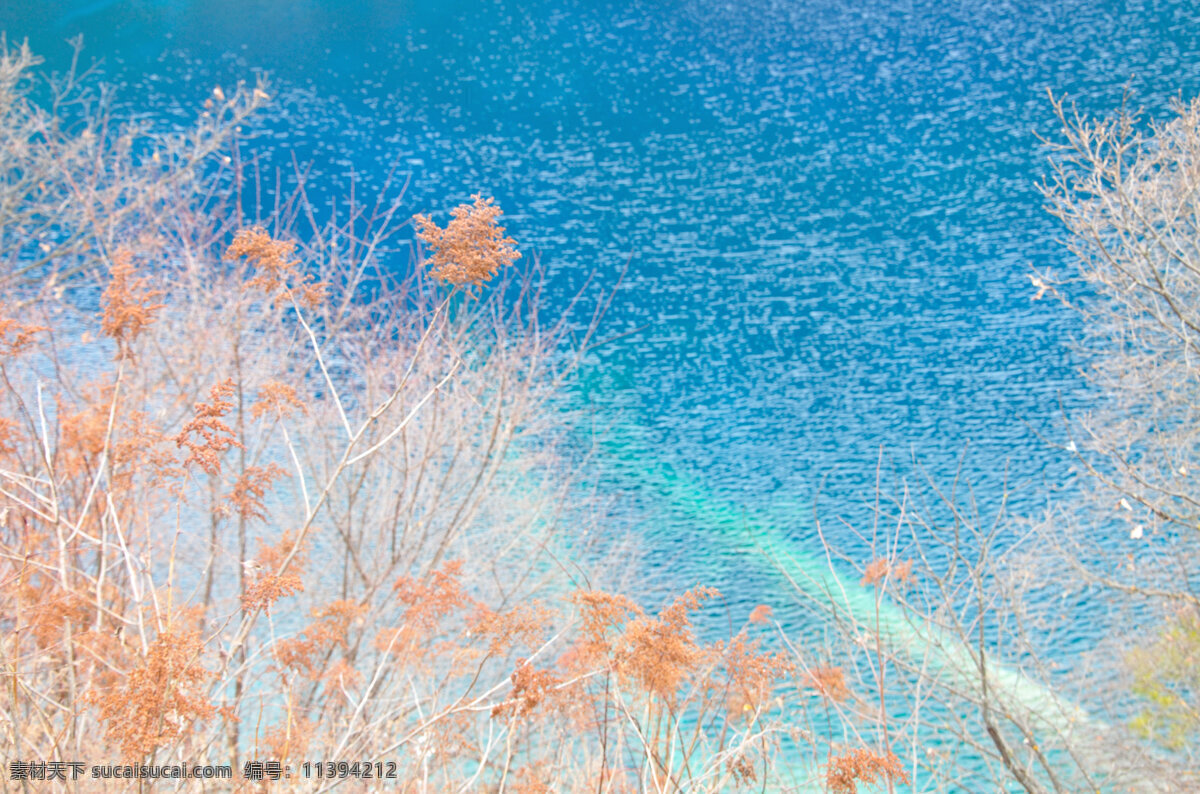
[783,91,1200,793]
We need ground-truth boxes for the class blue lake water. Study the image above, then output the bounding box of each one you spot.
[8,0,1200,612]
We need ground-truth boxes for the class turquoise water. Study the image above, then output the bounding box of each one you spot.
[7,1,1200,611]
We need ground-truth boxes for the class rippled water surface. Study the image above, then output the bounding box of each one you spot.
[8,0,1200,605]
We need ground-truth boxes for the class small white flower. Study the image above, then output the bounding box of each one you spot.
[1130,525,1144,540]
[212,85,225,101]
[1118,498,1133,512]
[1066,440,1077,453]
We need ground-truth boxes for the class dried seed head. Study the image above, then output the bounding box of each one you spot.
[825,747,908,794]
[414,194,521,289]
[100,250,165,359]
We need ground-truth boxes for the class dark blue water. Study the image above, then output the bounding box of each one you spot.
[8,0,1200,605]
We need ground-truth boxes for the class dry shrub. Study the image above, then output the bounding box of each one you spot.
[261,714,314,762]
[715,632,794,717]
[469,600,557,657]
[392,559,472,632]
[566,589,643,669]
[251,380,305,420]
[747,603,773,624]
[87,624,215,760]
[273,600,367,680]
[0,38,269,296]
[241,571,305,614]
[494,659,562,719]
[0,415,20,456]
[0,40,843,793]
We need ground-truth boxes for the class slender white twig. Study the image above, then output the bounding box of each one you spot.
[346,363,460,466]
[279,422,311,517]
[291,296,352,440]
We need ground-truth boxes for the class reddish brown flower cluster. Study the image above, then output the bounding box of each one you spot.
[726,754,758,786]
[223,226,327,308]
[0,416,19,456]
[175,378,244,476]
[100,249,164,357]
[251,528,310,572]
[714,632,794,717]
[262,715,315,762]
[372,560,477,664]
[510,765,553,794]
[88,626,214,760]
[225,463,288,522]
[469,600,556,657]
[825,747,909,794]
[393,559,472,632]
[274,600,368,680]
[56,381,117,462]
[250,380,306,420]
[413,194,521,288]
[241,530,310,613]
[567,589,642,669]
[748,603,774,624]
[620,585,719,702]
[16,573,93,649]
[52,381,180,497]
[861,556,915,588]
[805,665,851,702]
[493,658,561,719]
[241,571,304,614]
[0,311,46,359]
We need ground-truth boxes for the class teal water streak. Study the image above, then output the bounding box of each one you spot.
[597,421,1091,748]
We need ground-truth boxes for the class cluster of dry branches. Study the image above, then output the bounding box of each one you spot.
[0,41,914,793]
